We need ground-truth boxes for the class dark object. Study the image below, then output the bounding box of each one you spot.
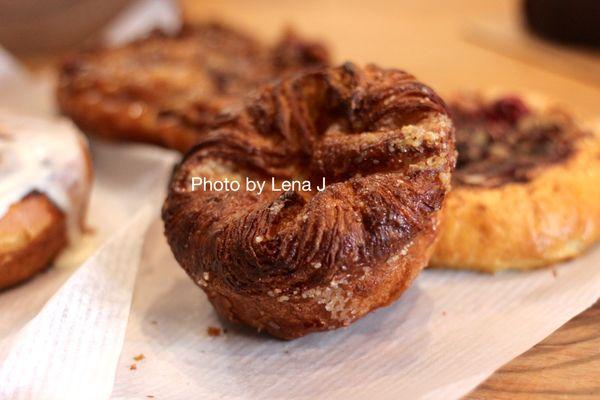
[523,0,600,48]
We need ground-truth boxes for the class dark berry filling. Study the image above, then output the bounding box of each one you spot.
[452,95,583,187]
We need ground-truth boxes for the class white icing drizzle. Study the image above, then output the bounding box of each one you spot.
[0,109,90,240]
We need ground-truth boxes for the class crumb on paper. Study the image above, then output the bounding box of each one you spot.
[150,320,158,325]
[552,267,558,278]
[130,364,137,371]
[133,354,145,362]
[442,311,447,316]
[207,326,222,336]
[147,396,155,399]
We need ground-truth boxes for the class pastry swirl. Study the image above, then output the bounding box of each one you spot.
[163,63,455,338]
[57,22,329,153]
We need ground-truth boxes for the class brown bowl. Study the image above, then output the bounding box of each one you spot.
[0,0,132,54]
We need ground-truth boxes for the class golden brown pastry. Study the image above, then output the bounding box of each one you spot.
[0,111,92,289]
[0,193,67,288]
[57,22,329,153]
[163,63,456,339]
[430,92,600,272]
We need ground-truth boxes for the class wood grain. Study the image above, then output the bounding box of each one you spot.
[180,0,600,396]
[467,300,600,399]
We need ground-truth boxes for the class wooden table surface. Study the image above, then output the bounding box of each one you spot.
[181,0,600,398]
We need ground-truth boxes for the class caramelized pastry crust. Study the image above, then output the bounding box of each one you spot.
[57,22,329,152]
[0,193,67,289]
[431,92,600,271]
[163,63,455,339]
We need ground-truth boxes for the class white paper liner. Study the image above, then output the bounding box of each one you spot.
[109,234,600,400]
[0,205,153,400]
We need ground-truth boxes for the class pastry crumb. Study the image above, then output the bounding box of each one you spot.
[130,364,137,371]
[133,354,145,362]
[207,326,222,336]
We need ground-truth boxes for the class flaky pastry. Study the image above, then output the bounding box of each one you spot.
[430,92,600,272]
[57,22,329,152]
[163,63,455,338]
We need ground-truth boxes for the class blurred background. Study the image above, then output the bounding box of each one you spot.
[0,0,598,116]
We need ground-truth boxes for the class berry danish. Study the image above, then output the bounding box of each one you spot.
[163,63,456,339]
[430,92,600,272]
[0,111,92,289]
[57,22,329,153]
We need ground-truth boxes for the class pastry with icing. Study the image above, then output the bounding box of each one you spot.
[0,111,92,289]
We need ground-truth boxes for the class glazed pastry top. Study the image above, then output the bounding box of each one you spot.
[0,110,90,238]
